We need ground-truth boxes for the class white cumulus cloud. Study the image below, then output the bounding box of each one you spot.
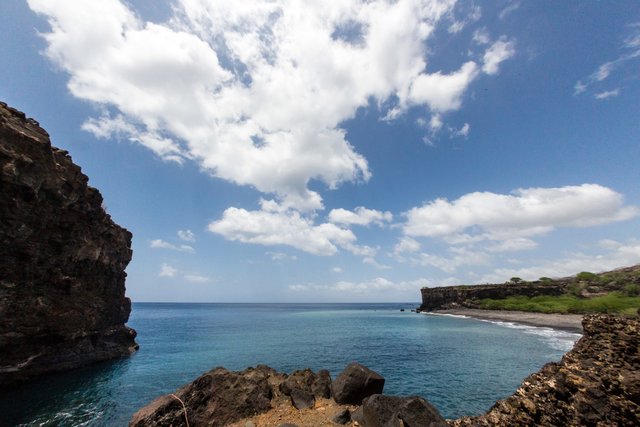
[403,184,639,241]
[328,207,393,227]
[208,207,357,256]
[27,0,514,211]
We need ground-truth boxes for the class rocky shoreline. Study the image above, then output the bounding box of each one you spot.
[130,314,639,426]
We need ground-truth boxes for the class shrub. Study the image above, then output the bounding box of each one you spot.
[567,283,583,297]
[624,283,640,297]
[476,292,640,314]
[538,277,554,284]
[576,271,598,281]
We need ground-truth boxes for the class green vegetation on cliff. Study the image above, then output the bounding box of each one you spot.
[476,292,640,315]
[476,266,640,315]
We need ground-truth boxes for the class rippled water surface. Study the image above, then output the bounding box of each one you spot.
[0,303,580,425]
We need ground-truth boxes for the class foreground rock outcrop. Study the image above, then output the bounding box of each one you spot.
[130,362,447,427]
[453,314,640,426]
[0,102,138,386]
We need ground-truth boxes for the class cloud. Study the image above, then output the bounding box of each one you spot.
[594,89,620,100]
[394,237,422,255]
[574,22,640,96]
[184,274,210,283]
[452,122,470,138]
[159,263,177,277]
[177,229,196,242]
[413,248,490,273]
[480,239,640,283]
[208,207,356,256]
[328,206,392,227]
[363,257,392,270]
[408,61,480,113]
[267,251,298,261]
[448,4,481,34]
[486,238,537,253]
[150,239,195,253]
[498,1,520,21]
[28,0,515,212]
[403,184,639,241]
[482,38,516,75]
[331,267,343,273]
[290,277,431,294]
[472,28,490,45]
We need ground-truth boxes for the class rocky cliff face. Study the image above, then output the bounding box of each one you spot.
[420,282,567,311]
[452,314,640,426]
[0,102,138,386]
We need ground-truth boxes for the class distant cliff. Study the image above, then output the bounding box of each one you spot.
[0,102,138,386]
[419,265,640,312]
[420,282,568,311]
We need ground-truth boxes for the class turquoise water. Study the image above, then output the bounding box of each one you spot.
[0,303,580,426]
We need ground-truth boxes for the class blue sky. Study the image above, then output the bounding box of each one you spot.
[1,0,639,302]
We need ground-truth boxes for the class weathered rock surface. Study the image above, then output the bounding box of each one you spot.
[452,314,640,426]
[290,388,315,410]
[363,394,447,427]
[130,366,334,427]
[279,368,332,399]
[0,102,137,386]
[332,362,386,405]
[420,282,567,311]
[130,366,276,427]
[331,408,351,425]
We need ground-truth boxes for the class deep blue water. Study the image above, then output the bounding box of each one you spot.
[0,303,580,426]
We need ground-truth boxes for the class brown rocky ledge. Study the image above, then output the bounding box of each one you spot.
[452,313,639,426]
[130,314,638,426]
[0,102,138,386]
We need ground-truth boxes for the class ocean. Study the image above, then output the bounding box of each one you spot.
[0,303,581,426]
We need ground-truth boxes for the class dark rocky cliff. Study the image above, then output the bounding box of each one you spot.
[0,102,138,386]
[452,314,640,426]
[420,282,568,311]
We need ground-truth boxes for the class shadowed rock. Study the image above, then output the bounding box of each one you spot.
[0,102,137,386]
[363,394,447,427]
[129,366,276,427]
[332,362,385,405]
[279,368,332,399]
[332,408,351,425]
[290,388,315,410]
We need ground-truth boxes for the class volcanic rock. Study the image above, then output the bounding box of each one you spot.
[332,362,385,405]
[0,102,137,386]
[290,388,315,410]
[332,408,351,424]
[279,368,332,399]
[452,314,640,426]
[363,394,447,427]
[130,365,276,427]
